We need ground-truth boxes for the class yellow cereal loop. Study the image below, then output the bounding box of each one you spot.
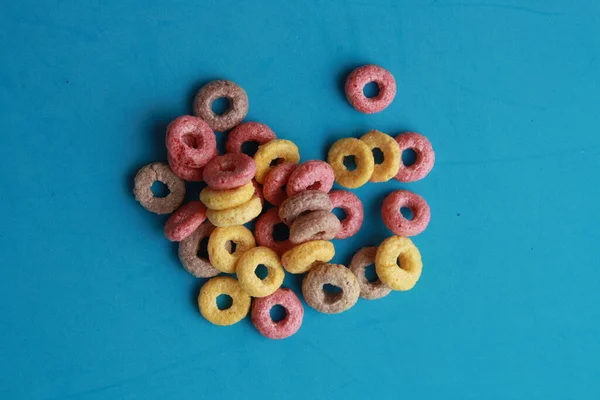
[360,130,401,182]
[198,276,251,326]
[208,225,256,273]
[200,181,254,211]
[327,138,374,188]
[254,139,300,183]
[281,240,335,274]
[236,246,285,297]
[375,236,422,291]
[206,196,262,227]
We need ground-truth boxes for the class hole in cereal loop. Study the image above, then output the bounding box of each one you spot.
[151,181,170,198]
[216,294,233,310]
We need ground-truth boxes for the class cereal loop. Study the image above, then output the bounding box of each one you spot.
[254,208,294,255]
[178,221,221,278]
[236,247,285,298]
[168,153,204,182]
[254,139,300,184]
[302,263,360,314]
[382,190,431,236]
[263,162,297,206]
[193,80,249,132]
[166,115,217,168]
[394,132,435,182]
[360,130,401,182]
[198,276,251,326]
[200,181,254,211]
[206,196,262,227]
[286,160,335,197]
[282,240,335,274]
[208,225,256,273]
[349,247,391,300]
[375,236,422,291]
[279,190,332,226]
[203,153,256,190]
[289,210,341,244]
[327,138,374,189]
[227,122,276,154]
[164,201,207,242]
[251,288,304,339]
[345,64,396,114]
[328,190,364,239]
[134,162,185,214]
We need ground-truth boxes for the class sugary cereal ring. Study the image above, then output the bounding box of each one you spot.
[252,179,264,205]
[167,153,204,182]
[208,225,256,273]
[289,210,341,244]
[281,240,335,274]
[375,236,422,291]
[254,208,294,255]
[394,132,435,182]
[178,221,221,278]
[200,181,254,211]
[345,64,396,114]
[193,80,249,132]
[251,288,304,339]
[262,162,296,206]
[202,153,256,190]
[328,190,364,239]
[206,196,262,227]
[133,162,185,214]
[236,247,285,297]
[349,247,391,300]
[198,276,251,326]
[226,122,277,154]
[360,130,401,182]
[382,190,431,236]
[286,160,335,197]
[327,138,374,189]
[166,115,217,168]
[302,263,360,314]
[278,190,332,226]
[164,201,207,242]
[254,139,300,184]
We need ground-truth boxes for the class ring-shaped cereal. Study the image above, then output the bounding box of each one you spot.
[278,190,332,226]
[349,247,391,300]
[200,181,254,211]
[281,240,335,274]
[206,196,262,227]
[203,153,256,190]
[254,139,300,184]
[345,64,396,114]
[286,160,335,197]
[166,115,217,168]
[327,138,374,189]
[236,247,285,298]
[254,208,294,255]
[251,288,304,339]
[208,225,256,273]
[302,263,360,314]
[178,221,221,278]
[263,162,297,206]
[289,211,341,244]
[375,236,422,291]
[198,276,251,326]
[360,130,401,182]
[164,201,207,242]
[328,190,364,239]
[134,162,185,214]
[381,190,431,236]
[193,80,249,132]
[394,132,435,182]
[167,153,204,182]
[226,122,276,154]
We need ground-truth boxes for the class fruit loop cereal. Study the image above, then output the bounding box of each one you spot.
[208,225,256,273]
[285,160,335,197]
[134,162,185,214]
[206,196,262,227]
[167,153,204,182]
[278,190,332,226]
[198,276,251,326]
[203,153,256,190]
[164,201,207,242]
[302,263,360,314]
[178,221,221,278]
[253,139,300,184]
[262,162,297,206]
[281,240,335,274]
[360,130,401,182]
[327,138,374,189]
[251,288,304,339]
[345,64,396,114]
[193,80,249,132]
[226,122,276,154]
[375,236,422,291]
[382,190,431,236]
[200,181,255,211]
[236,247,285,297]
[166,115,217,168]
[349,247,391,300]
[394,132,435,182]
[289,210,341,244]
[328,190,364,239]
[254,208,294,255]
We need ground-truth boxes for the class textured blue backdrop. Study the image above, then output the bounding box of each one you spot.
[1,0,599,399]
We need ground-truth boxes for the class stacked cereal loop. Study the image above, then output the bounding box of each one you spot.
[133,65,435,340]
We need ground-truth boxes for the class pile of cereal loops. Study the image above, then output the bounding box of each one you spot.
[133,65,435,339]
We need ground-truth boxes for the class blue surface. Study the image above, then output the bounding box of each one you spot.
[1,1,599,399]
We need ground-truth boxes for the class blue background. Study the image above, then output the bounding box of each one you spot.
[1,0,599,399]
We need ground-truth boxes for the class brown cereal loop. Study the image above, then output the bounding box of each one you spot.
[178,222,221,278]
[289,210,342,244]
[133,162,185,214]
[349,247,391,300]
[193,80,249,132]
[302,263,360,314]
[278,190,332,226]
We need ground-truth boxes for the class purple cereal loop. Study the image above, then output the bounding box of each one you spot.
[278,190,332,226]
[349,247,392,300]
[289,210,341,244]
[193,80,249,132]
[134,162,185,214]
[302,263,360,314]
[178,222,221,278]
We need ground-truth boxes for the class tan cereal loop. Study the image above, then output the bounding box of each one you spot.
[133,162,185,214]
[208,225,256,273]
[375,236,422,291]
[282,240,335,274]
[236,247,285,297]
[327,138,374,189]
[302,263,360,314]
[178,221,221,278]
[254,139,300,184]
[198,276,251,326]
[349,246,391,300]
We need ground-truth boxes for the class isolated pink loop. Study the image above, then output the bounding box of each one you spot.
[381,190,430,236]
[251,288,304,339]
[166,115,217,168]
[286,160,334,197]
[203,153,256,190]
[164,201,207,242]
[394,132,435,182]
[345,65,396,114]
[328,190,364,239]
[226,122,277,154]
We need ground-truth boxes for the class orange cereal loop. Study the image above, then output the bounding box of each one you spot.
[254,139,300,184]
[208,225,256,273]
[236,247,285,297]
[281,240,335,274]
[327,138,374,188]
[375,236,422,291]
[360,130,401,182]
[198,276,251,326]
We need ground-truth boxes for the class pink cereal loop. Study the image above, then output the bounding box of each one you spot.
[345,65,396,114]
[164,201,208,242]
[381,190,431,237]
[203,153,257,190]
[263,162,297,206]
[226,122,277,154]
[285,160,335,197]
[168,153,205,182]
[251,288,304,339]
[166,115,217,168]
[252,179,264,205]
[254,208,294,255]
[328,190,364,239]
[394,132,435,182]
